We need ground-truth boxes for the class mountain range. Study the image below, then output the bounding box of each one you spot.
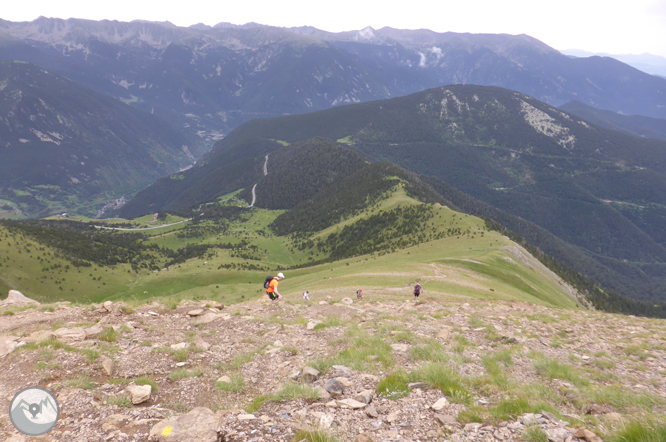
[0,60,208,217]
[1,17,665,141]
[120,85,666,303]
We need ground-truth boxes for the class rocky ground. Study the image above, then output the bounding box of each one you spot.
[1,292,665,442]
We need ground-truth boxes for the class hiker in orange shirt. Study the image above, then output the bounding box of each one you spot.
[266,272,285,301]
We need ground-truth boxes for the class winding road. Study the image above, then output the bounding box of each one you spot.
[248,154,269,208]
[93,219,192,231]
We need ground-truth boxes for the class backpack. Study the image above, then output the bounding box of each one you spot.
[414,284,422,295]
[264,276,274,289]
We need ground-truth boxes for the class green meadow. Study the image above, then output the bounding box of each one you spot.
[0,188,579,310]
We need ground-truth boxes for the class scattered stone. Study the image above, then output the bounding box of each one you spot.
[585,403,612,415]
[187,309,205,316]
[365,405,379,418]
[357,433,376,442]
[273,340,283,347]
[331,365,351,377]
[289,368,301,380]
[84,325,105,339]
[0,335,20,358]
[193,312,218,325]
[21,329,55,344]
[464,422,482,432]
[573,428,601,442]
[301,366,320,383]
[545,427,568,442]
[103,301,114,311]
[337,398,367,409]
[317,386,331,399]
[326,400,338,408]
[237,414,256,420]
[306,321,318,330]
[391,343,409,352]
[100,355,115,376]
[149,407,223,441]
[341,297,353,305]
[434,414,457,425]
[194,337,210,351]
[386,411,399,422]
[431,397,448,411]
[127,384,151,404]
[217,375,231,384]
[171,342,188,350]
[325,378,347,397]
[318,301,329,305]
[437,326,452,340]
[355,390,374,404]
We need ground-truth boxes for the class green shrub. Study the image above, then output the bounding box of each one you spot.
[411,363,471,403]
[523,425,549,442]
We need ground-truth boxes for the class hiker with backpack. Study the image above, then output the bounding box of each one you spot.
[413,282,423,300]
[264,273,285,301]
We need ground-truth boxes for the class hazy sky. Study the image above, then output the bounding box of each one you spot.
[3,0,666,57]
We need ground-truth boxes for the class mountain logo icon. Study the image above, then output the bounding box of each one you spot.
[9,386,60,436]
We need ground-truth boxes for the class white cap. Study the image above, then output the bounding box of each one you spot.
[277,272,285,278]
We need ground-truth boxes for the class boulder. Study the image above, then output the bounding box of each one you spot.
[127,384,151,404]
[193,313,218,325]
[84,325,105,339]
[341,297,353,305]
[103,301,114,311]
[331,365,351,378]
[365,405,379,418]
[301,366,320,383]
[2,290,39,307]
[54,327,87,341]
[194,337,210,351]
[149,407,224,441]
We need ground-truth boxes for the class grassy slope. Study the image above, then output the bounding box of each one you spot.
[1,189,579,311]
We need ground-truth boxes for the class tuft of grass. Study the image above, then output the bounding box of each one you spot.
[457,405,485,425]
[607,421,666,442]
[313,316,343,331]
[291,429,341,442]
[271,383,320,402]
[410,363,471,404]
[409,339,448,363]
[61,374,96,390]
[588,385,664,411]
[169,367,204,380]
[523,424,549,442]
[98,327,118,343]
[226,346,264,370]
[533,357,589,387]
[103,394,132,408]
[376,372,411,400]
[246,395,270,414]
[527,313,558,323]
[35,361,61,370]
[216,374,245,393]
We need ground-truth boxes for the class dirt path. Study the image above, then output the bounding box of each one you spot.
[93,219,191,231]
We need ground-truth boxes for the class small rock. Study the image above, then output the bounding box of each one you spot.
[437,326,452,340]
[357,433,376,442]
[365,405,379,418]
[545,428,568,442]
[187,309,205,316]
[301,366,320,383]
[217,376,231,384]
[306,321,318,330]
[100,355,115,376]
[573,428,599,442]
[386,411,399,422]
[464,422,482,432]
[390,343,409,352]
[325,378,346,397]
[318,301,329,305]
[171,342,188,350]
[331,365,351,377]
[127,384,151,404]
[194,337,210,351]
[237,414,256,421]
[103,301,114,311]
[341,297,353,305]
[326,400,338,408]
[289,368,301,380]
[431,397,449,411]
[20,330,55,344]
[0,335,20,358]
[355,390,374,404]
[434,414,457,425]
[316,386,331,399]
[149,407,223,441]
[337,398,367,409]
[273,340,283,347]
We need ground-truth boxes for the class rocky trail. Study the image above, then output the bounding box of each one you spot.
[1,291,665,442]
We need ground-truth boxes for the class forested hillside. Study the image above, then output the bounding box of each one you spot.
[123,85,666,302]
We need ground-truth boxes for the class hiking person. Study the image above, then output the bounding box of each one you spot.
[303,291,310,301]
[356,289,363,300]
[264,272,285,301]
[413,283,422,300]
